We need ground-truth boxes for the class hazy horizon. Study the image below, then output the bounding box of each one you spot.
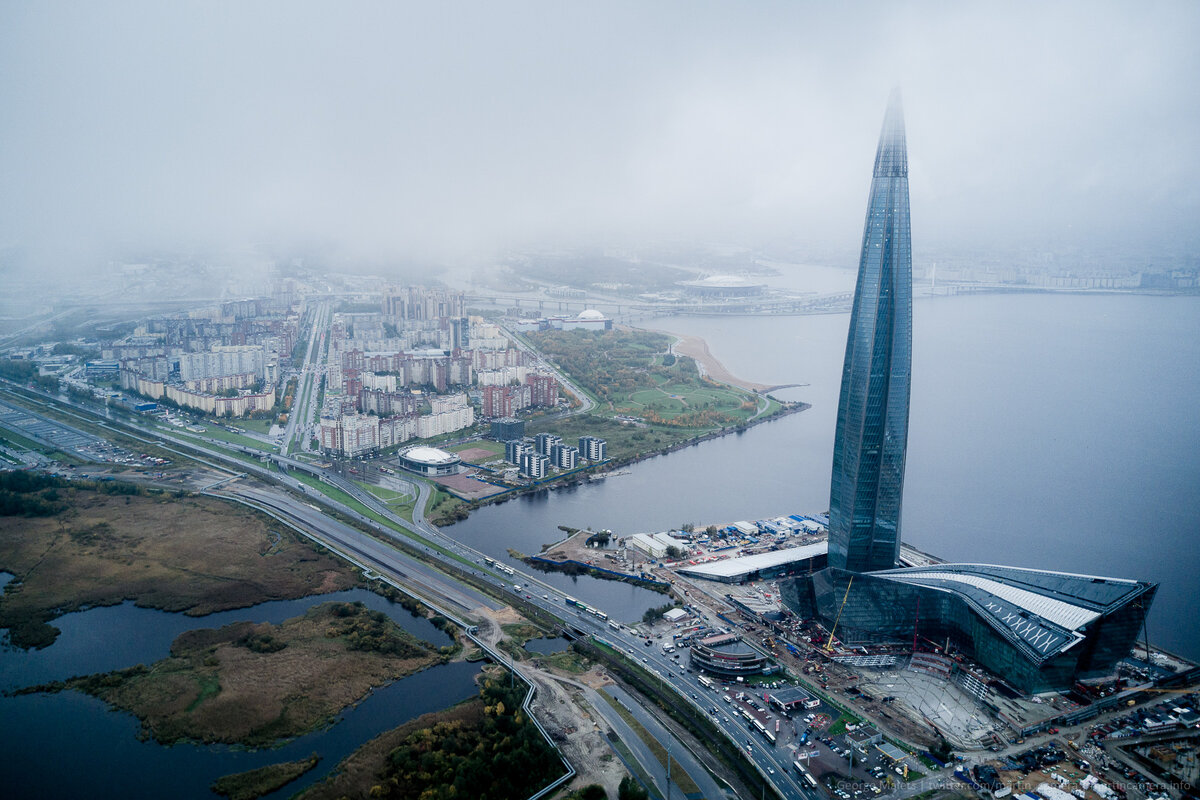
[3,1,1198,282]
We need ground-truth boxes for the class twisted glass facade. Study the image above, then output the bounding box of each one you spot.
[781,92,1158,694]
[829,90,913,573]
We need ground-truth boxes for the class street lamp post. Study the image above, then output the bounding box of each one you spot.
[666,740,671,800]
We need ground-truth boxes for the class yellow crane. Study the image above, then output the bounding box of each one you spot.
[824,575,854,653]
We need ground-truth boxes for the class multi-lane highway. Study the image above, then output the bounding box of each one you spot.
[281,300,329,454]
[0,374,818,799]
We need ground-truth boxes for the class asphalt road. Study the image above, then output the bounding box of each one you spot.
[1,379,814,800]
[214,482,499,614]
[602,682,732,800]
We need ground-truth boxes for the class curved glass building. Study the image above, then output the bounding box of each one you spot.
[782,92,1156,694]
[828,89,913,573]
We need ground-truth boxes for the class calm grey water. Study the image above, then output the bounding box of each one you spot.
[0,589,480,799]
[447,293,1200,661]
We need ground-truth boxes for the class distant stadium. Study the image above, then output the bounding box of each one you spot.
[677,275,767,298]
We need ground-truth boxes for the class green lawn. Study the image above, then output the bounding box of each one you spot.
[352,480,416,521]
[528,328,766,428]
[232,418,277,435]
[447,440,506,458]
[828,711,864,736]
[288,471,472,569]
[184,425,272,451]
[615,380,758,424]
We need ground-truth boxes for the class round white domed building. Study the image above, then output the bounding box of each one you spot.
[553,309,612,331]
[397,445,461,476]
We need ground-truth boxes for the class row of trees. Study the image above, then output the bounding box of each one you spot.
[0,359,59,392]
[0,471,68,517]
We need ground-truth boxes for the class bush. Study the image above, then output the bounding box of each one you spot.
[641,602,678,624]
[618,776,649,800]
[377,677,564,799]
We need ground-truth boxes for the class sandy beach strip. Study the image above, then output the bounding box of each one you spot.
[664,333,772,392]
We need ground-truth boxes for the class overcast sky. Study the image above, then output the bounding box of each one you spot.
[2,1,1197,278]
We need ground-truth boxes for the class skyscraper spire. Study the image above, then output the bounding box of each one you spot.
[827,92,913,573]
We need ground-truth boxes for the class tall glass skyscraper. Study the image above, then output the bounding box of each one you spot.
[828,90,913,573]
[782,93,1155,694]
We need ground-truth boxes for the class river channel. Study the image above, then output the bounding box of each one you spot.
[0,586,481,799]
[445,292,1200,661]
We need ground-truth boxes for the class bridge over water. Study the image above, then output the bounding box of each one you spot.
[462,290,854,317]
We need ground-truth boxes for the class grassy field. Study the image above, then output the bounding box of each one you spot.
[226,418,278,435]
[170,423,271,452]
[62,601,441,746]
[287,471,473,569]
[828,710,864,736]
[537,647,590,674]
[351,480,416,521]
[212,755,321,800]
[618,375,760,426]
[447,440,506,459]
[529,328,764,427]
[0,486,360,649]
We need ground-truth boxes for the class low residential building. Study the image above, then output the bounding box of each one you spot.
[579,435,607,461]
[520,451,549,479]
[505,439,530,465]
[534,432,562,455]
[550,443,578,470]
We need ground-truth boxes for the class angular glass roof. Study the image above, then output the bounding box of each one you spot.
[871,563,1155,663]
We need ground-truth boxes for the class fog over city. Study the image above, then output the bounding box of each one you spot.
[2,0,1198,283]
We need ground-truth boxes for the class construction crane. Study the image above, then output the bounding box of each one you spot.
[824,575,854,653]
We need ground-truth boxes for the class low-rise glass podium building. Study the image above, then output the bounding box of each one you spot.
[781,564,1155,694]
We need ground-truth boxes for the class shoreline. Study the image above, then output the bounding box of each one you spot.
[440,405,811,527]
[633,326,775,392]
[434,327,809,526]
[670,334,774,392]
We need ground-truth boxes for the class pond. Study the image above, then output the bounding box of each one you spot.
[0,587,484,799]
[523,636,570,655]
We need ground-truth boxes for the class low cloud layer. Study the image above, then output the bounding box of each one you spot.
[2,1,1197,277]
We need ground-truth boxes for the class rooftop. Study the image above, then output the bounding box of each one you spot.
[768,686,816,706]
[678,274,765,289]
[400,445,459,465]
[677,541,828,580]
[874,563,1155,662]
